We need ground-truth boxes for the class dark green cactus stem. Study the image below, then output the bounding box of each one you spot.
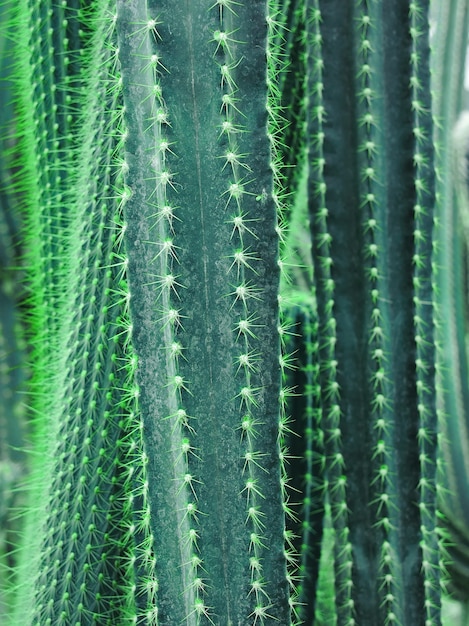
[431,0,469,605]
[116,1,289,623]
[306,2,350,621]
[307,1,439,624]
[3,2,155,623]
[281,295,325,623]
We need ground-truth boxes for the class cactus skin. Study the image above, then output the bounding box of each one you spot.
[0,247,26,621]
[307,1,439,624]
[0,0,452,624]
[116,0,289,623]
[2,0,291,622]
[431,0,469,608]
[271,0,307,201]
[281,296,325,624]
[0,148,26,626]
[0,1,29,617]
[439,111,469,605]
[1,2,156,624]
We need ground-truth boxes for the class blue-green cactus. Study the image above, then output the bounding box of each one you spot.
[306,1,439,623]
[115,1,290,622]
[0,1,451,624]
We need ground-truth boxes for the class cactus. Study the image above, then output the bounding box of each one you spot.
[430,0,469,615]
[2,2,152,623]
[115,1,290,622]
[306,1,439,624]
[1,0,293,623]
[0,0,450,624]
[280,294,325,623]
[0,0,28,616]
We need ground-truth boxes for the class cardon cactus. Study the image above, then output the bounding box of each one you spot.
[0,0,450,625]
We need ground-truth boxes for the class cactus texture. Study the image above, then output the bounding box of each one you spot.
[306,1,439,624]
[115,1,289,622]
[281,295,324,623]
[0,0,453,625]
[431,0,469,610]
[0,1,27,615]
[3,1,152,623]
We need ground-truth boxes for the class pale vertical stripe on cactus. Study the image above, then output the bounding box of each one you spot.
[432,0,469,606]
[409,2,440,621]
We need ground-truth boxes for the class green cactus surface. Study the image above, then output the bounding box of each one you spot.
[0,0,455,625]
[115,1,290,622]
[306,1,439,624]
[431,0,469,609]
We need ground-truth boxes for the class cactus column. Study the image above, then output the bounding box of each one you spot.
[307,1,439,624]
[116,0,290,623]
[431,0,469,604]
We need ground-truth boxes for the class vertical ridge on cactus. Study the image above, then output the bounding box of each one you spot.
[432,0,469,610]
[306,2,354,622]
[409,3,440,621]
[281,295,325,624]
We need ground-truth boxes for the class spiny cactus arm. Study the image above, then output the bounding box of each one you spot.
[272,0,307,200]
[409,3,440,621]
[306,3,354,622]
[4,0,58,384]
[430,0,469,605]
[115,3,196,622]
[280,295,325,624]
[4,0,98,378]
[364,2,439,623]
[308,1,439,624]
[5,4,154,623]
[116,1,290,623]
[2,7,86,616]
